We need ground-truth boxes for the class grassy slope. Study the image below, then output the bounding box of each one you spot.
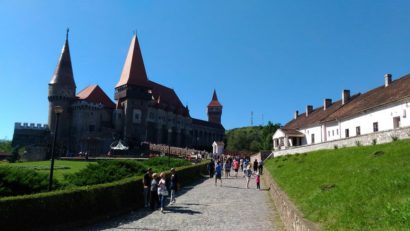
[0,160,92,182]
[265,140,410,230]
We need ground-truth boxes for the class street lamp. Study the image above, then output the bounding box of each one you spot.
[168,128,172,167]
[48,106,63,191]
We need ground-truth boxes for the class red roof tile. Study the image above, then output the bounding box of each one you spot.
[147,80,189,116]
[77,85,115,109]
[208,90,222,107]
[115,34,149,88]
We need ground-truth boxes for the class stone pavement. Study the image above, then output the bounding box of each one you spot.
[78,172,284,231]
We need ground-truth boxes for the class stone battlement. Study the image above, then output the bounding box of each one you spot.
[14,122,49,130]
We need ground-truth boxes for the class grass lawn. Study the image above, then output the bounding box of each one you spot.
[266,139,410,230]
[1,160,93,182]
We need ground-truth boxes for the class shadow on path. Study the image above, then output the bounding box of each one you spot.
[75,177,208,231]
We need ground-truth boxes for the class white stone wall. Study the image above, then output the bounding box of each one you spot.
[300,125,323,145]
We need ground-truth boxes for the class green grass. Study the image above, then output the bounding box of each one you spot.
[1,160,92,182]
[266,139,410,230]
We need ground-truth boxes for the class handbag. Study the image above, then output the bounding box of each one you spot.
[161,190,169,196]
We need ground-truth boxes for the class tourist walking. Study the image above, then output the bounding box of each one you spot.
[158,172,168,213]
[256,172,260,190]
[150,173,160,210]
[258,159,263,175]
[169,168,178,205]
[253,159,258,173]
[208,160,215,178]
[233,158,240,178]
[224,159,231,178]
[215,161,222,186]
[240,158,243,171]
[245,165,252,189]
[143,168,152,208]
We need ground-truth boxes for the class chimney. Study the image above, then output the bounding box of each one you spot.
[294,110,299,119]
[324,98,332,110]
[342,90,350,105]
[384,73,392,87]
[306,105,313,117]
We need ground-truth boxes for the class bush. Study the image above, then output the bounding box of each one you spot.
[0,161,207,230]
[372,139,377,145]
[0,167,58,197]
[64,160,146,186]
[144,157,191,173]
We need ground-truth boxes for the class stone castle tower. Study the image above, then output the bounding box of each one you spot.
[207,90,223,124]
[114,34,153,144]
[48,31,76,152]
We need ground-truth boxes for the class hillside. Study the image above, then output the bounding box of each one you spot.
[225,122,280,152]
[266,139,410,230]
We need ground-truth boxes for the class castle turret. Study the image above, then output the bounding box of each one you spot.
[48,29,76,153]
[207,90,223,124]
[114,33,152,144]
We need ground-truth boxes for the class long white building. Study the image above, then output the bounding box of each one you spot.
[273,74,410,150]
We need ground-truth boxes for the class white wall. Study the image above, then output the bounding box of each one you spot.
[339,101,410,139]
[300,125,322,145]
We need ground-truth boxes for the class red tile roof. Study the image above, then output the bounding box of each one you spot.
[148,80,189,116]
[115,34,149,88]
[208,90,222,107]
[284,74,410,129]
[49,39,76,88]
[77,85,115,109]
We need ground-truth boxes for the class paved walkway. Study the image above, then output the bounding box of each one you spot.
[79,172,284,231]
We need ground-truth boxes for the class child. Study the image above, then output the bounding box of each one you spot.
[256,172,260,190]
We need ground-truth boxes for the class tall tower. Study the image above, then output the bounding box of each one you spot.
[48,30,76,152]
[207,90,223,124]
[114,34,152,145]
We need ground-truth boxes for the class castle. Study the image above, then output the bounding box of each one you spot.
[13,31,224,156]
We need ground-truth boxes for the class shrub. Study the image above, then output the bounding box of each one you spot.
[64,160,146,186]
[391,135,399,142]
[0,167,58,197]
[0,162,208,230]
[372,139,377,145]
[355,141,362,147]
[334,145,338,149]
[144,157,191,172]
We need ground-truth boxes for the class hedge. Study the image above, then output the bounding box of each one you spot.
[0,161,208,230]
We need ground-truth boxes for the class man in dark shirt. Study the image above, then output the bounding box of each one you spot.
[169,168,178,205]
[143,168,152,208]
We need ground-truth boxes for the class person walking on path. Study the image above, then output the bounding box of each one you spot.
[258,159,263,175]
[143,168,153,208]
[240,158,243,171]
[215,161,222,186]
[158,172,168,213]
[256,172,260,190]
[224,159,231,178]
[150,173,160,210]
[169,168,178,205]
[233,158,240,178]
[253,159,258,174]
[245,165,252,189]
[208,159,215,178]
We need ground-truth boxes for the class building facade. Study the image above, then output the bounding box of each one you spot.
[13,32,225,155]
[273,74,410,150]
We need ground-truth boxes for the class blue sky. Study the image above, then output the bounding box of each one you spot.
[1,0,410,140]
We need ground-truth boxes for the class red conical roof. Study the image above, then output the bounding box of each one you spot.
[77,85,115,109]
[208,90,222,107]
[49,36,76,88]
[115,34,149,88]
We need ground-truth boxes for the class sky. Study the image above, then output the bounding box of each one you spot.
[1,0,410,140]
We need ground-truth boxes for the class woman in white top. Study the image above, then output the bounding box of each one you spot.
[158,172,168,213]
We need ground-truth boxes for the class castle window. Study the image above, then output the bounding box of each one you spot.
[332,130,334,136]
[133,109,142,124]
[356,126,361,136]
[345,129,349,138]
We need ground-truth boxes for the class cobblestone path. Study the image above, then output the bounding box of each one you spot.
[79,173,284,231]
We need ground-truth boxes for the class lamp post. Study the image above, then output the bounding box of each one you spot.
[48,106,63,191]
[168,128,172,167]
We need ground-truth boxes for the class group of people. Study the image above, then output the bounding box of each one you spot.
[143,167,179,213]
[208,156,264,189]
